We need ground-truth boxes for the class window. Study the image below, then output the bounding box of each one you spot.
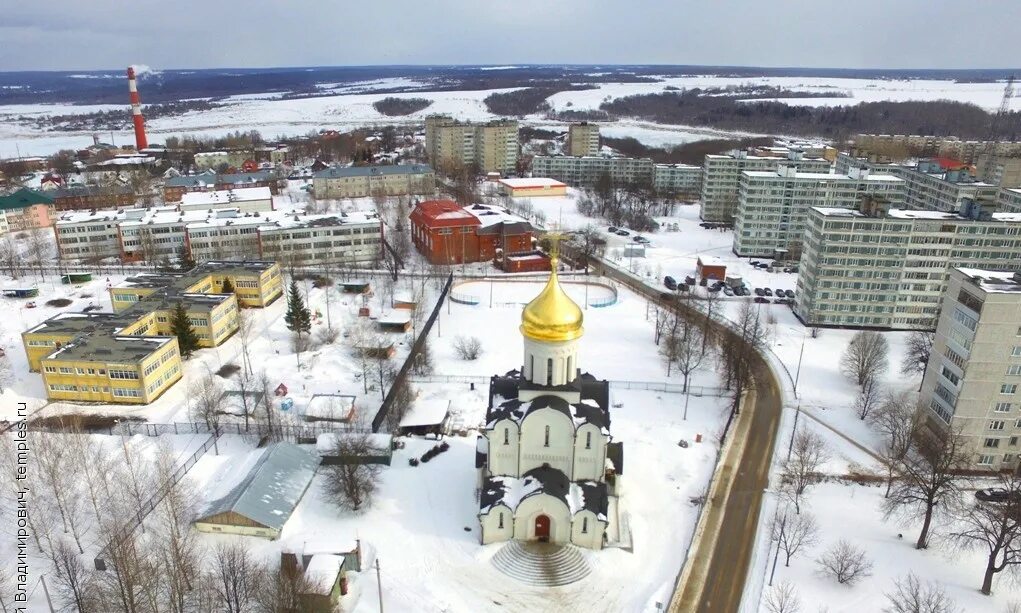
[1014,346,1021,357]
[581,517,588,534]
[978,454,995,466]
[985,438,1001,448]
[547,358,553,386]
[1003,384,1018,395]
[585,431,592,450]
[498,512,504,529]
[1005,454,1015,464]
[1011,437,1019,447]
[996,402,1013,413]
[990,420,1006,431]
[1009,365,1021,377]
[544,425,550,448]
[503,428,509,445]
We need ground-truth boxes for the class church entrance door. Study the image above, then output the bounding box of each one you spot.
[534,514,551,542]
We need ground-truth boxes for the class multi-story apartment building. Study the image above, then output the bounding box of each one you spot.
[700,149,831,223]
[23,261,282,404]
[51,185,136,211]
[179,187,274,213]
[794,201,1021,330]
[163,170,281,202]
[117,207,217,263]
[838,154,1000,212]
[567,122,600,157]
[194,151,250,170]
[425,116,519,175]
[0,188,56,233]
[185,212,267,262]
[653,164,702,200]
[1000,187,1021,213]
[257,212,383,266]
[530,155,655,186]
[920,268,1021,470]
[311,164,435,199]
[855,134,1021,164]
[54,208,141,261]
[733,167,905,258]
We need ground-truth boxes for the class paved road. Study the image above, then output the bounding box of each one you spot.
[588,257,784,613]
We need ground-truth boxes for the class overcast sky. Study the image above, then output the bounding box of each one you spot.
[3,0,1020,71]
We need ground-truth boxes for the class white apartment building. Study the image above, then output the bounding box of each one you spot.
[530,155,655,186]
[567,122,600,157]
[794,202,1021,330]
[733,167,905,258]
[700,149,831,223]
[311,164,435,199]
[653,164,702,199]
[119,208,224,263]
[194,151,248,170]
[186,212,267,262]
[920,268,1021,470]
[837,154,1000,212]
[999,187,1021,213]
[257,212,383,265]
[179,187,274,213]
[54,208,143,261]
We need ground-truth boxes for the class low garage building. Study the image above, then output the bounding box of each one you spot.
[498,178,567,198]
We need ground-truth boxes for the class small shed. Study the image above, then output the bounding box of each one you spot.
[697,255,727,281]
[376,311,412,333]
[399,397,451,438]
[316,432,393,466]
[193,442,320,539]
[499,251,551,274]
[301,554,346,612]
[392,292,417,310]
[355,338,396,359]
[304,394,356,424]
[339,281,370,294]
[60,272,93,284]
[3,288,39,298]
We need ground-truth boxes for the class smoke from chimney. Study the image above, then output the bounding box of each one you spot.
[127,66,148,150]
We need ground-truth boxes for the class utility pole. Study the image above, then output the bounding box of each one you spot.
[793,332,806,397]
[768,513,787,587]
[375,558,384,613]
[40,575,56,612]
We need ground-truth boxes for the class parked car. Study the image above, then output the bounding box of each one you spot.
[753,297,769,304]
[699,277,708,286]
[708,285,721,293]
[685,275,696,285]
[616,229,630,236]
[677,284,689,292]
[664,276,678,290]
[976,488,1019,503]
[750,261,761,267]
[754,288,765,297]
[723,287,734,296]
[763,288,773,297]
[775,287,785,296]
[634,236,650,244]
[607,226,618,233]
[784,289,795,299]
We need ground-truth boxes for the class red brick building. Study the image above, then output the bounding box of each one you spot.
[51,185,136,211]
[410,200,535,266]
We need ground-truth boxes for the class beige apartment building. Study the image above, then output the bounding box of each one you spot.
[700,149,831,223]
[567,122,600,157]
[733,167,905,258]
[424,116,519,175]
[794,201,1021,330]
[997,187,1021,213]
[920,268,1021,470]
[854,134,1021,165]
[311,164,435,199]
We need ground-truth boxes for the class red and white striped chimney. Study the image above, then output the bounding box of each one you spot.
[127,66,148,150]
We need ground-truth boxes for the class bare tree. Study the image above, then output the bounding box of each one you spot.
[869,392,923,498]
[780,428,829,514]
[236,308,256,376]
[840,330,890,387]
[210,541,260,613]
[253,560,314,613]
[256,369,276,438]
[32,432,89,553]
[884,427,969,549]
[763,580,802,613]
[816,539,873,585]
[901,331,935,388]
[772,508,820,567]
[27,226,53,279]
[47,537,97,612]
[854,377,882,420]
[884,572,961,613]
[0,233,22,279]
[322,433,384,511]
[151,444,201,611]
[453,335,483,360]
[950,473,1021,595]
[190,369,226,453]
[234,368,256,432]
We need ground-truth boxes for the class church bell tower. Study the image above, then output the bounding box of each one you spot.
[519,238,583,388]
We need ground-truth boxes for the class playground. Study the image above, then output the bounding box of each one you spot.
[449,277,618,308]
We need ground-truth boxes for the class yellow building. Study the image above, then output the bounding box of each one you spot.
[498,177,568,198]
[22,260,283,405]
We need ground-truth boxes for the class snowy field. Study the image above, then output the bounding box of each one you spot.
[3,74,1018,156]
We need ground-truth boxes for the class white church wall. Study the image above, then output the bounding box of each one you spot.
[523,336,580,387]
[480,505,514,545]
[486,419,520,477]
[519,407,575,477]
[513,495,572,544]
[572,424,608,482]
[570,510,606,550]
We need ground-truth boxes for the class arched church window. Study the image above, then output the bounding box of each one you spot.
[567,355,573,380]
[498,512,504,529]
[544,425,550,447]
[529,355,534,379]
[582,516,588,533]
[547,358,553,386]
[585,431,591,450]
[503,428,509,445]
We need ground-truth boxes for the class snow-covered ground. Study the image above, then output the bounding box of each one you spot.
[3,74,1017,156]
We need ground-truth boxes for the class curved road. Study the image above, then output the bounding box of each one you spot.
[589,256,784,613]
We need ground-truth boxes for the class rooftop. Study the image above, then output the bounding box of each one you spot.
[179,187,272,207]
[499,177,566,189]
[313,164,433,179]
[0,188,53,211]
[165,171,278,188]
[812,206,1021,223]
[956,268,1021,294]
[400,397,450,428]
[47,334,174,363]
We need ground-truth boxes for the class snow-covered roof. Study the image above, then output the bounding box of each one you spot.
[956,268,1021,294]
[499,177,566,189]
[313,164,432,179]
[487,393,610,435]
[400,397,450,428]
[258,211,379,232]
[180,186,271,207]
[197,442,319,531]
[465,203,530,229]
[303,554,344,595]
[479,467,608,520]
[56,207,144,225]
[698,255,726,266]
[377,311,412,325]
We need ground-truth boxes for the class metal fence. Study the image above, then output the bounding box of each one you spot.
[94,433,218,571]
[407,374,725,397]
[372,272,454,432]
[109,420,373,442]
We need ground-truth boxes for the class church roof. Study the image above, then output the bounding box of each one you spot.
[486,371,611,435]
[478,468,608,520]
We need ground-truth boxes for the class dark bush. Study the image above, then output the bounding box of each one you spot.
[408,458,419,467]
[45,298,72,307]
[373,97,432,116]
[216,363,241,378]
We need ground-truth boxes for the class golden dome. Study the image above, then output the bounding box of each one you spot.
[520,257,584,342]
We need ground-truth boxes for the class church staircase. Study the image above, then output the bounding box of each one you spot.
[490,541,592,587]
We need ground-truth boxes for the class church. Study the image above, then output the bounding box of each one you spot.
[476,250,622,550]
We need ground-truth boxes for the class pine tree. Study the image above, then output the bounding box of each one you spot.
[170,303,200,358]
[178,245,196,271]
[284,280,311,337]
[221,277,235,294]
